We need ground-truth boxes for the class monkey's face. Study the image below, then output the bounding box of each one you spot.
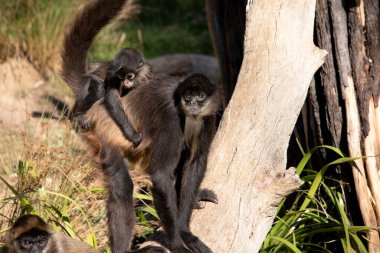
[114,48,151,89]
[14,229,49,253]
[116,62,148,89]
[181,89,208,116]
[176,74,219,117]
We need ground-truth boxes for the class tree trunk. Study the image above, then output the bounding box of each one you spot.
[312,0,380,250]
[203,0,380,251]
[190,0,326,252]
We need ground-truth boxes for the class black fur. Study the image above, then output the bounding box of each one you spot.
[60,0,218,252]
[60,0,128,96]
[73,48,146,147]
[173,74,220,253]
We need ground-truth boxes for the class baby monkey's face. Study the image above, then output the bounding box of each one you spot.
[116,61,144,89]
[113,48,149,89]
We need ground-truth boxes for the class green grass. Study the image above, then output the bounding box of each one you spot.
[260,146,370,253]
[0,0,85,76]
[0,0,212,74]
[90,0,212,60]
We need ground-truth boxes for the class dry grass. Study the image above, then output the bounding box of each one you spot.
[0,114,110,247]
[0,0,155,249]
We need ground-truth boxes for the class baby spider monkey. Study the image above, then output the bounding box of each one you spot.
[73,48,150,147]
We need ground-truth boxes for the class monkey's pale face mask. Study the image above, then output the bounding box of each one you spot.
[182,90,207,116]
[14,231,49,253]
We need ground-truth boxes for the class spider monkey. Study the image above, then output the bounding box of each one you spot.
[73,48,150,147]
[173,74,220,250]
[1,214,100,253]
[60,0,220,252]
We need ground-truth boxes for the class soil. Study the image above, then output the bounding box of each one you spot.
[0,58,48,129]
[0,58,67,215]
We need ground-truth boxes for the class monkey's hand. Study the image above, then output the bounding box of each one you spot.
[76,114,94,131]
[132,133,143,148]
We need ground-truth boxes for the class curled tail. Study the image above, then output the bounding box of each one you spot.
[60,0,127,96]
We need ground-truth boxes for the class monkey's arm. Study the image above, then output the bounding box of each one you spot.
[104,77,142,147]
[73,75,105,130]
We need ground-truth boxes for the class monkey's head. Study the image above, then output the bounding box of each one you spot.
[112,48,151,89]
[174,74,220,118]
[5,215,53,253]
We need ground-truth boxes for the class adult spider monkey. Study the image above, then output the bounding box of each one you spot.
[73,48,150,147]
[60,0,220,252]
[173,74,220,250]
[1,214,101,253]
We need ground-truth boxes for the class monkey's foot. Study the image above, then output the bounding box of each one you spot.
[194,188,218,209]
[170,246,192,253]
[132,246,167,253]
[180,231,212,253]
[76,115,94,131]
[131,133,143,148]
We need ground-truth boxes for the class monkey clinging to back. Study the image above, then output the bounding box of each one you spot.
[73,47,151,147]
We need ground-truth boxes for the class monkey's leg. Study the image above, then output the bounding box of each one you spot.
[147,137,191,253]
[100,147,135,253]
[104,86,142,147]
[178,155,212,253]
[73,76,105,130]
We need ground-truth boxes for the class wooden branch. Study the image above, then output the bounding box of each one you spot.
[343,78,380,252]
[348,2,371,136]
[328,0,352,92]
[328,1,380,250]
[190,0,326,252]
[314,0,343,147]
[364,97,380,227]
[339,2,380,252]
[363,0,380,105]
[307,78,325,148]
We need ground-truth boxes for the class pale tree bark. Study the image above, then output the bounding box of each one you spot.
[190,0,326,252]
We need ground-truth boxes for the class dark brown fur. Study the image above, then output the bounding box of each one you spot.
[74,48,151,147]
[60,0,217,252]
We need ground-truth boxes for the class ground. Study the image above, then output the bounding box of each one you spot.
[0,58,110,247]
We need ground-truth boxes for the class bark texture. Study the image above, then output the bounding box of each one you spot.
[191,0,326,252]
[202,0,380,251]
[312,1,380,250]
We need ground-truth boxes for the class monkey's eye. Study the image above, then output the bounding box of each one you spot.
[37,240,46,246]
[138,62,143,68]
[197,92,206,101]
[116,70,126,79]
[126,73,135,80]
[184,92,192,101]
